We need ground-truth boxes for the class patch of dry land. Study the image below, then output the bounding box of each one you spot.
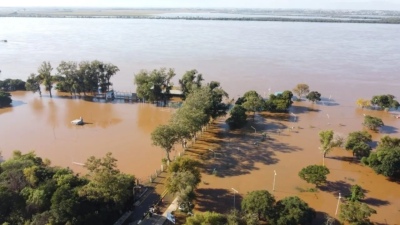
[183,101,400,224]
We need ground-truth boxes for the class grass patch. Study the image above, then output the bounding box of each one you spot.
[295,187,319,193]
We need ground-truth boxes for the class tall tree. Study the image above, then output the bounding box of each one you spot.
[179,69,203,99]
[319,130,343,158]
[298,165,330,187]
[348,185,365,202]
[241,90,264,118]
[226,105,247,129]
[37,61,56,98]
[56,61,79,96]
[151,124,178,162]
[293,83,310,100]
[265,91,293,112]
[25,73,42,97]
[241,190,275,221]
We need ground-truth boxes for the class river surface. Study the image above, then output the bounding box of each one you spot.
[1,17,400,223]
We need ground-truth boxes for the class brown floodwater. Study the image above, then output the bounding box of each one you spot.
[188,102,400,224]
[1,17,400,224]
[0,91,180,180]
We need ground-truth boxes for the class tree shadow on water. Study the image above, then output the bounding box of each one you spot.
[320,180,352,195]
[380,125,398,134]
[195,188,242,214]
[363,197,390,206]
[313,211,340,225]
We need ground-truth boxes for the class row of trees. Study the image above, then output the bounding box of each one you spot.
[26,61,119,98]
[0,79,26,91]
[149,69,229,161]
[185,190,316,225]
[0,151,135,225]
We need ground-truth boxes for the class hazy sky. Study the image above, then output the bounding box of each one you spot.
[1,0,400,10]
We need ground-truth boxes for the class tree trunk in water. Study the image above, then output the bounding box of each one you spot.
[166,151,172,162]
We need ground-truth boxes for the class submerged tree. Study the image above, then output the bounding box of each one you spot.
[306,91,321,103]
[298,165,330,187]
[293,83,310,100]
[363,115,384,132]
[0,91,12,107]
[241,90,264,119]
[241,190,275,221]
[339,201,376,225]
[37,61,56,98]
[226,105,247,129]
[319,130,344,158]
[273,196,316,225]
[25,73,42,97]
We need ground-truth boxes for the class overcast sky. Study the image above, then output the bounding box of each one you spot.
[1,0,400,10]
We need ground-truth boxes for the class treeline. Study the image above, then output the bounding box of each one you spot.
[2,14,400,24]
[0,151,135,225]
[137,68,229,161]
[26,61,119,97]
[0,79,26,91]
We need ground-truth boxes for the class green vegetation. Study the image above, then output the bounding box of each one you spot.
[319,130,343,158]
[185,211,226,225]
[292,83,310,100]
[274,196,316,225]
[356,98,371,109]
[265,90,293,112]
[150,70,229,162]
[371,94,399,110]
[241,190,275,221]
[241,91,265,118]
[339,201,376,225]
[363,115,384,132]
[166,157,201,213]
[179,69,203,100]
[0,91,12,107]
[306,91,321,103]
[345,131,372,158]
[0,79,26,91]
[298,165,330,187]
[226,104,247,129]
[134,67,175,103]
[27,60,119,98]
[348,184,365,202]
[362,136,400,178]
[0,151,134,225]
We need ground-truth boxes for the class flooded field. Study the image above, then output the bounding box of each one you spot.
[1,17,400,223]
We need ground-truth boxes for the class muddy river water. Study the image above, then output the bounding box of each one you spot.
[0,17,400,223]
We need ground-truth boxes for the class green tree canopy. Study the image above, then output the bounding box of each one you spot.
[134,68,175,102]
[371,94,400,110]
[339,201,376,225]
[319,130,343,157]
[0,91,12,107]
[25,73,42,97]
[185,211,226,225]
[348,184,365,202]
[292,83,310,100]
[265,90,293,112]
[179,69,203,99]
[151,124,179,162]
[241,90,264,117]
[273,196,316,225]
[226,105,247,129]
[37,61,56,98]
[363,146,400,178]
[0,79,26,91]
[298,165,330,186]
[363,115,384,132]
[345,131,372,157]
[379,135,400,148]
[306,91,321,103]
[241,190,275,221]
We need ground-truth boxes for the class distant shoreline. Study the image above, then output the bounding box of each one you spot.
[1,8,399,24]
[1,14,400,24]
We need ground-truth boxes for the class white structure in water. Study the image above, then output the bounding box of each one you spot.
[71,117,84,125]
